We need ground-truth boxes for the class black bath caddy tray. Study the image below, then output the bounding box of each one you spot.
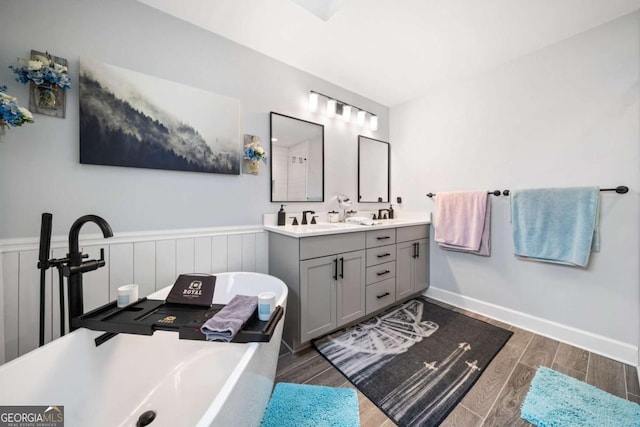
[71,297,283,343]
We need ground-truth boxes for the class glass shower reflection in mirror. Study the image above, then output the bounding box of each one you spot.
[270,112,324,202]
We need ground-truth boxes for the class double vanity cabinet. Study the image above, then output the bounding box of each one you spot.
[267,221,430,352]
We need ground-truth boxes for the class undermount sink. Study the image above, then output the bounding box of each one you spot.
[304,223,341,229]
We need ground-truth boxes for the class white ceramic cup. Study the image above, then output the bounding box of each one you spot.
[258,291,276,321]
[117,284,139,308]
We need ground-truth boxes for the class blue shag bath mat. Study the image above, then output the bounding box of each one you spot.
[261,382,360,427]
[521,366,640,427]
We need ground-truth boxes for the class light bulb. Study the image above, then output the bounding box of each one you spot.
[327,99,337,118]
[357,110,366,126]
[308,92,319,112]
[342,105,351,122]
[370,115,378,131]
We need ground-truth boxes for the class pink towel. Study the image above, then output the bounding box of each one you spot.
[435,191,491,256]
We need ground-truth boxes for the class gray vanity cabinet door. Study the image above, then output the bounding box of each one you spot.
[396,238,430,300]
[414,239,429,291]
[396,241,415,300]
[336,250,366,327]
[300,255,337,342]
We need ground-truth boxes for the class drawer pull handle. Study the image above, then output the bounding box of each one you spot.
[376,236,391,240]
[377,253,391,258]
[376,292,390,299]
[377,270,391,276]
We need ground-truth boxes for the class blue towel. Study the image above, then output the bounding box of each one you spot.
[200,294,257,342]
[511,187,600,267]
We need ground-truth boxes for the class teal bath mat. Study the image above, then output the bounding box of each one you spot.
[261,382,359,427]
[521,366,640,427]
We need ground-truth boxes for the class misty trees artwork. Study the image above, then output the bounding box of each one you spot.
[79,59,241,174]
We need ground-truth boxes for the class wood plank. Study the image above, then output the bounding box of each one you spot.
[628,393,640,404]
[358,394,390,427]
[440,405,482,427]
[553,342,589,374]
[586,353,626,399]
[2,252,19,362]
[305,366,348,387]
[155,240,176,290]
[176,238,195,274]
[550,363,586,381]
[211,235,228,273]
[519,335,559,369]
[625,364,640,397]
[276,346,320,377]
[82,245,110,312]
[133,242,155,298]
[108,243,134,300]
[483,363,535,427]
[460,343,523,417]
[194,237,212,274]
[241,233,256,272]
[506,327,534,350]
[18,250,39,356]
[227,235,242,272]
[275,354,331,384]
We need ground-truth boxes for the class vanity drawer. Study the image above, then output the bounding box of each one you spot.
[366,278,396,314]
[366,229,396,248]
[396,225,429,243]
[300,232,366,260]
[366,261,396,285]
[366,244,396,267]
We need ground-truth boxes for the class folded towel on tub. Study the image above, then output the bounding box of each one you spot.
[200,294,257,342]
[435,191,491,256]
[511,187,600,267]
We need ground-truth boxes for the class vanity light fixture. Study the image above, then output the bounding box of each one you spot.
[308,90,379,131]
[342,105,351,122]
[308,92,319,112]
[370,115,378,131]
[326,99,337,118]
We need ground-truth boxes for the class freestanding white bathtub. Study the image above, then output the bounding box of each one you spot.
[0,272,287,427]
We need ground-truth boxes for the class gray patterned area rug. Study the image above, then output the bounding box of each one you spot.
[313,297,513,427]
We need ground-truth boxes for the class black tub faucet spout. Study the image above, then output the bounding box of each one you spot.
[64,215,113,330]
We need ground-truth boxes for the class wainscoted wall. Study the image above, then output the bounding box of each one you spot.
[0,226,267,364]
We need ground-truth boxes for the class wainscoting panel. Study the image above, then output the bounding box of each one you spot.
[155,239,176,290]
[3,252,19,362]
[211,236,228,274]
[0,226,268,364]
[109,243,134,301]
[18,251,39,357]
[133,241,156,298]
[194,237,212,274]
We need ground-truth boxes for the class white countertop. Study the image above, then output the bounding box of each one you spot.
[264,216,431,238]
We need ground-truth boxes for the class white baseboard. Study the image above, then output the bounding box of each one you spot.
[425,286,639,367]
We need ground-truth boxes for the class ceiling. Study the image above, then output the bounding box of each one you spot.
[138,0,640,107]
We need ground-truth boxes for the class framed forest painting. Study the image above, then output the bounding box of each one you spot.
[79,59,241,174]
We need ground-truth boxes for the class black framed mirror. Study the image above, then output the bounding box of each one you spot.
[358,135,390,203]
[270,112,324,202]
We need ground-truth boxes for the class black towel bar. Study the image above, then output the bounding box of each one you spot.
[426,190,501,198]
[501,186,628,196]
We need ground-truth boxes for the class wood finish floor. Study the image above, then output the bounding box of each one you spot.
[275,297,640,426]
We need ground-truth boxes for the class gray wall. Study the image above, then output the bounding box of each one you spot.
[391,12,639,359]
[0,0,388,238]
